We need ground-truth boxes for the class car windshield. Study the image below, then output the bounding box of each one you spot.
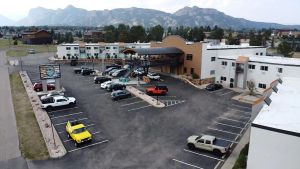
[73,127,87,134]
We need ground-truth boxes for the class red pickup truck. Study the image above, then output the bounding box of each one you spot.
[146,84,168,96]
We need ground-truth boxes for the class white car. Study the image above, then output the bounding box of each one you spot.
[101,81,113,89]
[147,72,160,80]
[41,96,76,109]
[40,91,64,100]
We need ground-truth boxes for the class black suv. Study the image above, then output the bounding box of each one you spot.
[111,90,131,101]
[94,76,111,84]
[205,83,223,91]
[107,83,126,92]
[81,69,95,76]
[74,66,89,74]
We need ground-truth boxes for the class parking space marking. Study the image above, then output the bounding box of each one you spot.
[122,100,145,107]
[201,132,238,143]
[209,88,225,93]
[218,117,247,124]
[117,96,137,102]
[127,105,152,112]
[183,149,224,161]
[214,161,222,169]
[63,131,102,142]
[172,159,203,169]
[54,118,88,126]
[158,96,177,98]
[48,107,79,113]
[51,112,83,119]
[208,127,240,135]
[68,140,109,153]
[232,104,251,110]
[220,91,234,96]
[58,123,95,134]
[214,121,244,129]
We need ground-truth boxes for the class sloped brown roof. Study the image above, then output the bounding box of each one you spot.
[236,56,249,63]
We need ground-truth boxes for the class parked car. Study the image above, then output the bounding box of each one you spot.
[81,69,95,76]
[147,72,160,80]
[41,96,76,109]
[74,67,89,74]
[33,82,55,92]
[107,83,126,92]
[205,83,223,91]
[104,67,117,75]
[134,67,145,75]
[108,68,119,76]
[28,49,35,54]
[187,135,230,156]
[101,81,113,89]
[66,121,92,147]
[70,59,78,66]
[106,64,122,69]
[146,84,168,96]
[111,90,131,101]
[40,91,64,100]
[94,76,111,84]
[112,69,128,77]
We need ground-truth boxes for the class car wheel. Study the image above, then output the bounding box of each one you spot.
[187,143,195,150]
[213,149,222,156]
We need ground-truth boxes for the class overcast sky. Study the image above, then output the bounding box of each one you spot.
[1,0,299,24]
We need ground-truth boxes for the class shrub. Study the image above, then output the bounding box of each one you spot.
[192,73,200,79]
[75,56,78,60]
[95,56,99,59]
[233,143,249,169]
[67,56,70,60]
[62,56,66,60]
[87,56,90,59]
[71,56,75,59]
[91,56,94,59]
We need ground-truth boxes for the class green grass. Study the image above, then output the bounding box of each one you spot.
[10,73,49,160]
[0,39,57,57]
[232,143,249,169]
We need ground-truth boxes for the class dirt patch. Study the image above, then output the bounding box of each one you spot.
[10,73,49,160]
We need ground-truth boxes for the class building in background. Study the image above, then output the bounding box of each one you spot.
[21,30,52,44]
[83,30,105,43]
[247,77,300,169]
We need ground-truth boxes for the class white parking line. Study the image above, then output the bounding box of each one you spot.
[117,96,137,102]
[183,149,224,161]
[58,123,95,134]
[214,121,244,129]
[122,100,145,107]
[158,96,177,98]
[220,91,234,96]
[172,159,203,169]
[63,131,101,142]
[210,88,225,93]
[68,140,109,153]
[48,107,79,113]
[214,161,222,169]
[51,112,83,119]
[54,117,88,126]
[218,117,247,124]
[208,127,240,135]
[127,105,152,112]
[232,104,251,110]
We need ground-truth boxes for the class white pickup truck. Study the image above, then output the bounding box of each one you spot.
[41,96,76,109]
[187,135,230,156]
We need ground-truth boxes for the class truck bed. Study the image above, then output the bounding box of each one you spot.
[214,139,231,147]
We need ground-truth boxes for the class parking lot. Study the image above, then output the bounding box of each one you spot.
[23,63,252,169]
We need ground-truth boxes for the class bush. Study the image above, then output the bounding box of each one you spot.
[233,143,249,169]
[71,56,75,59]
[192,73,200,79]
[75,56,78,60]
[62,56,66,60]
[87,56,90,59]
[91,56,94,59]
[67,56,70,60]
[13,40,18,45]
[95,56,99,59]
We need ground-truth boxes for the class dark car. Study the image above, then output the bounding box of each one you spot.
[112,69,128,77]
[33,82,55,92]
[111,90,131,101]
[94,76,111,84]
[146,84,168,96]
[74,66,89,74]
[105,64,122,69]
[70,59,78,66]
[81,69,95,76]
[104,67,117,75]
[205,83,223,91]
[107,83,126,92]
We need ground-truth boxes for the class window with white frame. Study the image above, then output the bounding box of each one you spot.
[211,57,216,62]
[74,47,79,50]
[278,68,283,73]
[232,62,236,67]
[221,61,227,66]
[248,64,256,69]
[86,47,91,50]
[66,47,71,50]
[94,47,98,50]
[210,70,215,75]
[221,76,227,81]
[258,83,266,89]
[260,65,268,71]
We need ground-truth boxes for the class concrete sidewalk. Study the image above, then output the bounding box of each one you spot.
[0,51,22,161]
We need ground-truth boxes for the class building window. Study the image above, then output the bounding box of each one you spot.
[210,70,215,75]
[221,76,227,81]
[260,66,268,71]
[258,83,267,89]
[211,57,216,62]
[186,54,193,61]
[256,53,258,55]
[74,47,79,50]
[232,62,235,67]
[278,68,283,73]
[86,47,91,50]
[190,68,194,74]
[67,54,71,57]
[113,47,118,49]
[94,47,98,50]
[94,53,99,57]
[248,64,256,69]
[221,61,227,66]
[260,52,263,56]
[183,67,187,73]
[105,47,110,49]
[66,47,71,50]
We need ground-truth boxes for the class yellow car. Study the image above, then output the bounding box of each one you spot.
[66,121,92,147]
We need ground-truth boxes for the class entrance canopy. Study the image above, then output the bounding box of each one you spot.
[123,47,183,56]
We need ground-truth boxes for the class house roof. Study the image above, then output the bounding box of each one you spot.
[22,30,50,35]
[253,77,300,135]
[122,47,184,55]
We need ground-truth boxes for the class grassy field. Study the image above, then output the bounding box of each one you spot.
[0,39,57,57]
[232,143,249,169]
[10,73,49,160]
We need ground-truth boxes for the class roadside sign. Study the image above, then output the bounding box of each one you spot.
[39,64,61,80]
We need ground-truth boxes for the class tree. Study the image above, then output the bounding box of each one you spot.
[277,40,294,57]
[148,25,164,41]
[210,26,224,40]
[247,80,256,96]
[249,31,262,46]
[226,32,240,45]
[128,25,146,42]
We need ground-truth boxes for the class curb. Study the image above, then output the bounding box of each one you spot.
[126,86,165,108]
[19,71,67,159]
